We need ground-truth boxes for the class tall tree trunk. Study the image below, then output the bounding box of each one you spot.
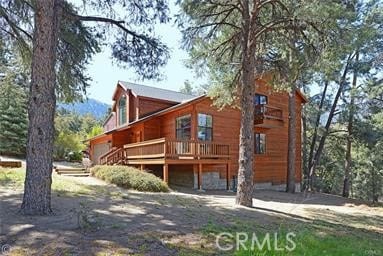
[307,81,328,191]
[20,0,61,215]
[236,0,255,207]
[236,67,255,207]
[343,52,358,197]
[286,86,296,193]
[308,80,328,173]
[302,111,308,187]
[371,168,378,203]
[308,54,353,189]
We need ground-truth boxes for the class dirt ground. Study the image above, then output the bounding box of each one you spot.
[1,174,382,255]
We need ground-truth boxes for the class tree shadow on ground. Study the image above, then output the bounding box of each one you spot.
[0,182,381,255]
[173,185,372,207]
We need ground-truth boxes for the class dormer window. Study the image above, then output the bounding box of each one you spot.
[118,95,127,125]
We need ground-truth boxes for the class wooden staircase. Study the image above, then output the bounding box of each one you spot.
[54,167,90,177]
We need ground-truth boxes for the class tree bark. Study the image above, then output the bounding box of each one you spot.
[308,80,328,171]
[308,54,353,190]
[286,86,296,193]
[20,0,62,215]
[236,66,255,207]
[343,52,358,198]
[302,110,308,188]
[236,0,255,207]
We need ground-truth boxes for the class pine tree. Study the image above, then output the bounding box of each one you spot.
[1,0,170,215]
[178,0,341,206]
[0,72,28,155]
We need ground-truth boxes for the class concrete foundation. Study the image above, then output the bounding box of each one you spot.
[193,171,227,190]
[254,182,301,192]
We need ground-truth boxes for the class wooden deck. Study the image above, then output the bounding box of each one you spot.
[99,138,231,188]
[100,138,230,165]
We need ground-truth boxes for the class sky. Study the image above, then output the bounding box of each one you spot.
[83,1,204,104]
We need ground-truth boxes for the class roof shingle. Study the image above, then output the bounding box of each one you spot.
[118,81,196,103]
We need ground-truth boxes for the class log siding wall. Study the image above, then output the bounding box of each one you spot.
[90,81,305,186]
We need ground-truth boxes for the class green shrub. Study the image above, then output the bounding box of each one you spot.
[91,165,169,192]
[67,151,83,162]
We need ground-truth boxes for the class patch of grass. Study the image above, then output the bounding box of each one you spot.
[0,167,25,187]
[234,228,382,256]
[200,220,382,256]
[52,177,93,197]
[0,167,92,196]
[91,165,169,192]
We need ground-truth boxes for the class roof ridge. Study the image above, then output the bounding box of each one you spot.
[118,80,195,97]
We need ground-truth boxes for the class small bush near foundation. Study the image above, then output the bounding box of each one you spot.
[91,165,169,192]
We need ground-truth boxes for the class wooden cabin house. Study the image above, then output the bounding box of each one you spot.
[88,79,307,191]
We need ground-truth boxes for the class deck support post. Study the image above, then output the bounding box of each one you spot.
[198,163,203,190]
[140,164,145,171]
[163,164,169,184]
[226,162,230,190]
[193,164,198,189]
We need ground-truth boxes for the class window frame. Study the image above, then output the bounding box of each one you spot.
[197,113,213,141]
[118,95,127,125]
[176,114,192,140]
[254,133,266,154]
[254,94,268,105]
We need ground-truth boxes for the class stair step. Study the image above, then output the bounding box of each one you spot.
[57,171,89,174]
[55,168,86,171]
[60,173,90,177]
[55,168,90,176]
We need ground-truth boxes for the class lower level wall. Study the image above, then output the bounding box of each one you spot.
[254,182,301,192]
[167,165,228,190]
[168,165,194,188]
[193,172,227,190]
[148,163,301,192]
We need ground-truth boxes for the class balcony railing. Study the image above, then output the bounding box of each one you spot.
[100,138,230,165]
[254,105,283,125]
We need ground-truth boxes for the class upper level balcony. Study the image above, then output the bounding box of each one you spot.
[254,105,284,127]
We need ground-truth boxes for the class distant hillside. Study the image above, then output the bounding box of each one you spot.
[58,98,110,120]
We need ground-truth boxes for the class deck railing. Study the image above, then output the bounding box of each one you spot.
[99,147,124,165]
[99,147,117,165]
[165,139,230,159]
[254,105,283,124]
[100,138,230,165]
[125,138,167,159]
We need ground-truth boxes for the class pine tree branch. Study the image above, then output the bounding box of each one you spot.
[206,0,242,12]
[63,11,150,43]
[259,0,290,13]
[0,6,32,40]
[0,27,17,39]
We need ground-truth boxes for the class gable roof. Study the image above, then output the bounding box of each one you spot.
[107,95,206,133]
[116,81,196,103]
[296,90,308,103]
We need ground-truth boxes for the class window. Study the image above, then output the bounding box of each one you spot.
[176,114,191,140]
[255,133,266,154]
[118,95,127,125]
[254,94,268,105]
[198,113,213,141]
